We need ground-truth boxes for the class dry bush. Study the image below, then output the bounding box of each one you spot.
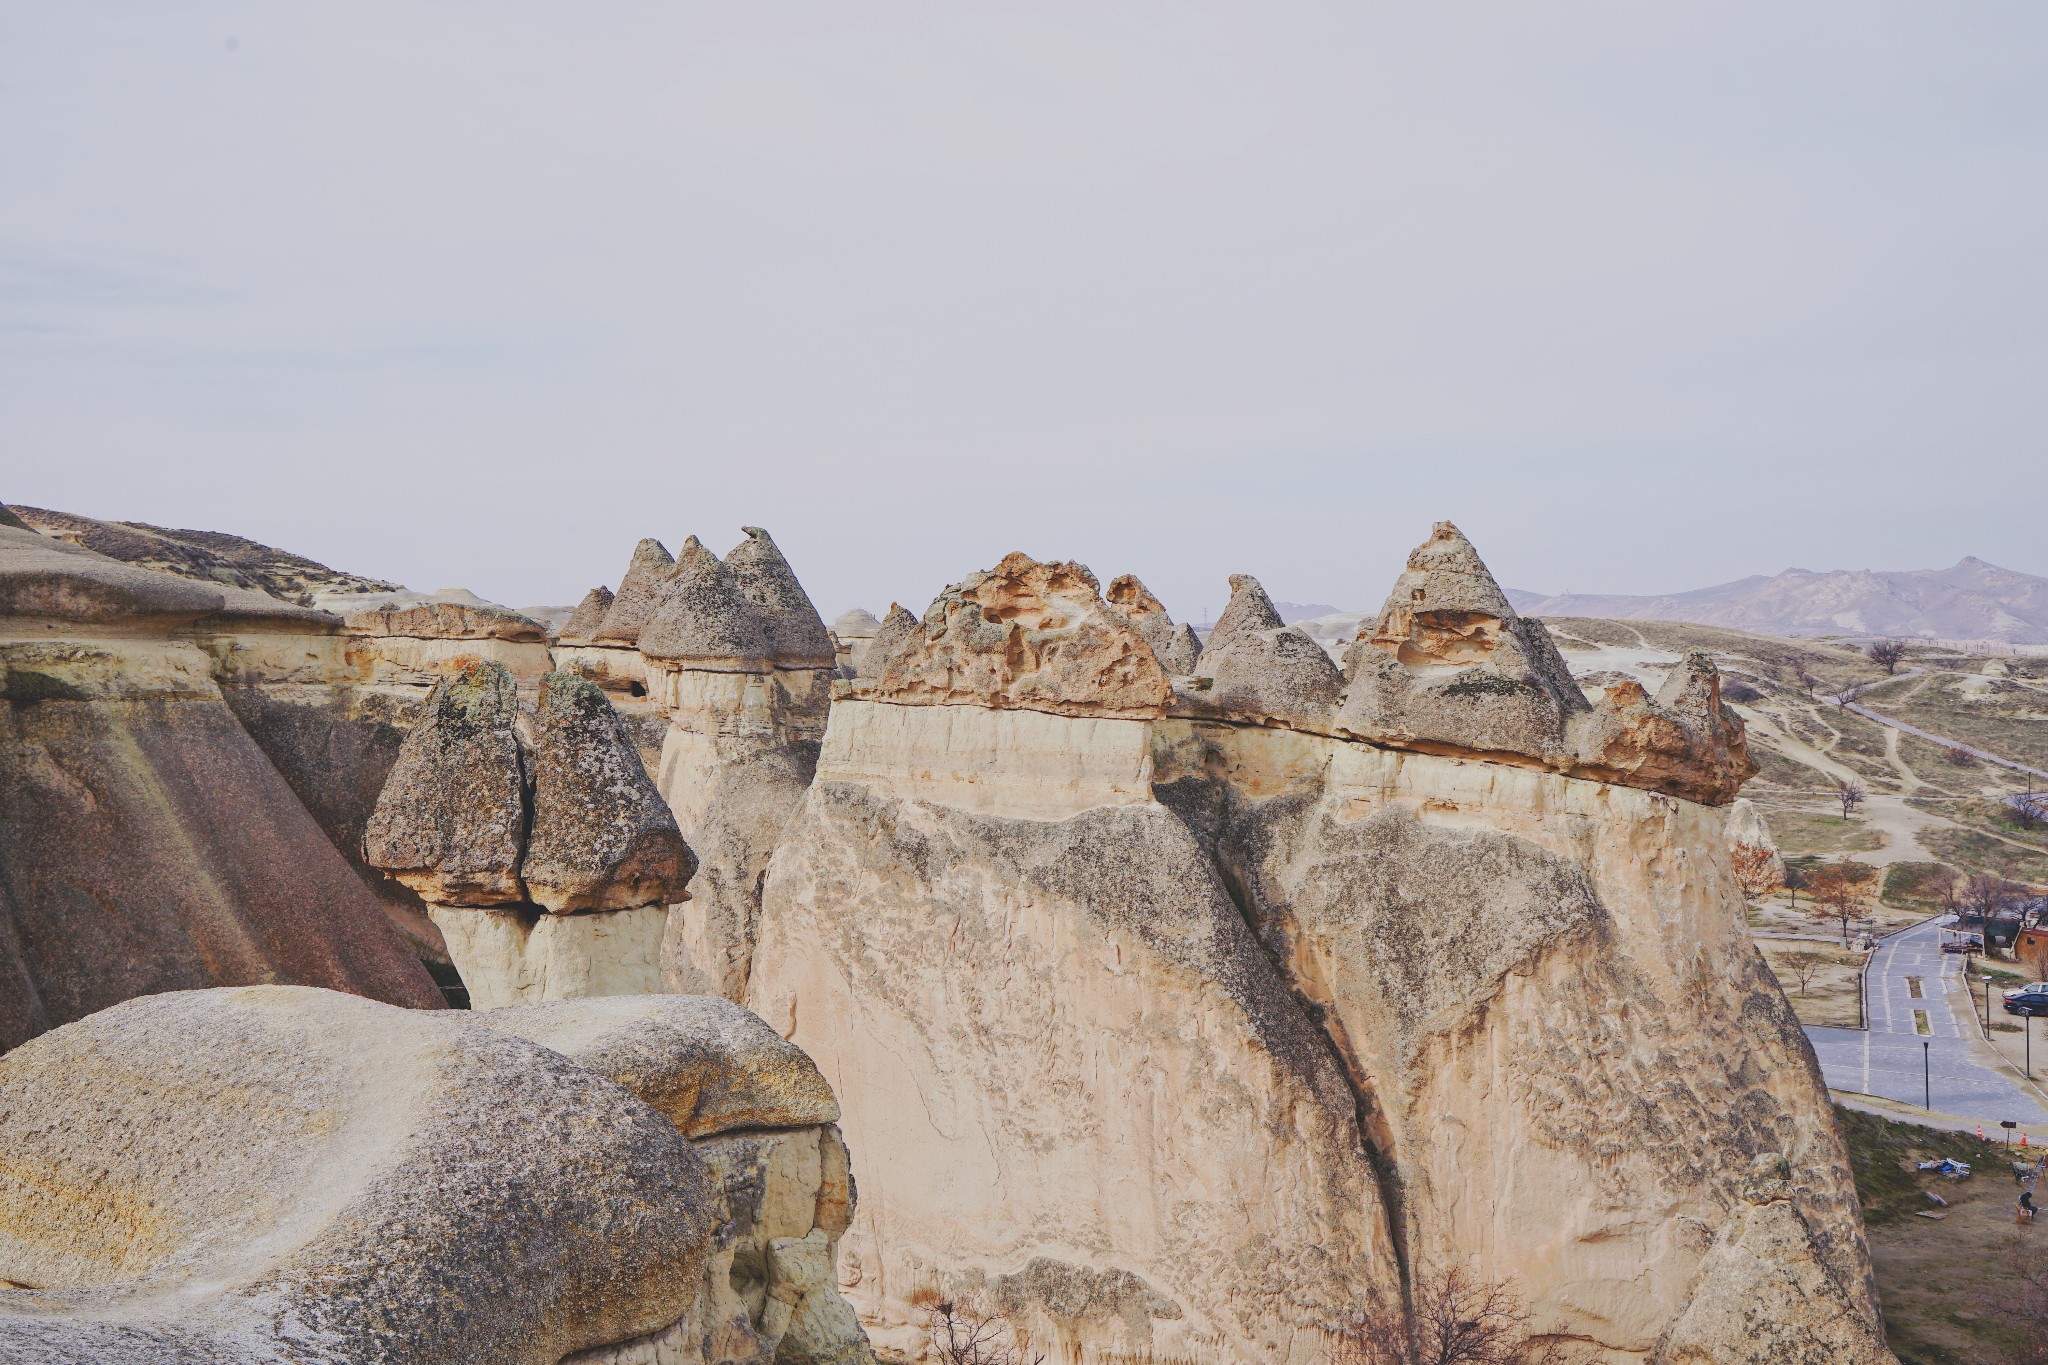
[1946,743,1980,767]
[1326,1265,1579,1365]
[1807,860,1878,946]
[1730,845,1782,903]
[911,1286,1045,1365]
[1781,950,1826,997]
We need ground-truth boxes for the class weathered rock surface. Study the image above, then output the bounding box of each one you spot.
[363,660,529,906]
[1106,573,1202,674]
[558,586,617,645]
[431,903,669,1008]
[846,553,1172,718]
[642,537,773,667]
[1569,650,1758,804]
[595,538,677,646]
[482,994,840,1138]
[1184,573,1343,729]
[0,985,877,1365]
[0,986,713,1364]
[525,672,697,913]
[726,526,837,668]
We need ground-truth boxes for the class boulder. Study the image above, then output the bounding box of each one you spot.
[0,986,714,1364]
[523,671,696,913]
[479,994,840,1138]
[558,585,616,646]
[593,538,676,646]
[363,660,529,906]
[848,552,1172,718]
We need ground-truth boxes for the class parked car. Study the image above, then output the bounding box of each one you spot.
[2004,987,2048,1016]
[1943,933,1985,953]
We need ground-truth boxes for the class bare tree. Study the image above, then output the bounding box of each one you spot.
[1835,779,1866,819]
[1925,864,1962,917]
[1807,860,1878,947]
[911,1289,1044,1365]
[1730,845,1782,904]
[1967,873,2026,947]
[1945,743,1979,767]
[1783,863,1807,909]
[1781,950,1826,997]
[2011,791,2048,832]
[1793,664,1820,701]
[1867,639,1907,674]
[1328,1265,1576,1365]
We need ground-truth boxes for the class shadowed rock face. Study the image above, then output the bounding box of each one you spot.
[525,672,696,913]
[847,552,1172,718]
[0,985,876,1365]
[593,538,677,646]
[363,660,529,906]
[558,586,615,645]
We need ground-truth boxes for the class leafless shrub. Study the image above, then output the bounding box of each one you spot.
[911,1286,1045,1365]
[1835,778,1866,819]
[1326,1264,1581,1365]
[1946,744,1980,767]
[1781,950,1826,997]
[1867,639,1907,673]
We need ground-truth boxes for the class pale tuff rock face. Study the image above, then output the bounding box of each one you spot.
[525,672,697,913]
[0,985,876,1365]
[364,660,530,906]
[1184,573,1342,729]
[847,552,1173,718]
[433,903,670,1008]
[594,537,678,646]
[558,585,616,645]
[1106,572,1203,675]
[749,781,1398,1364]
[1568,650,1758,805]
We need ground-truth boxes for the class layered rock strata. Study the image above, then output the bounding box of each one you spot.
[0,985,875,1365]
[0,520,444,1049]
[746,538,1888,1364]
[634,530,837,1001]
[365,664,695,1008]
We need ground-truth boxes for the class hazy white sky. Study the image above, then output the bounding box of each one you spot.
[3,4,2043,622]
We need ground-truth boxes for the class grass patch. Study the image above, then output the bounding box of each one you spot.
[1759,940,1866,1028]
[1884,861,1961,911]
[1767,808,1886,856]
[1919,826,2048,885]
[1836,1104,2013,1227]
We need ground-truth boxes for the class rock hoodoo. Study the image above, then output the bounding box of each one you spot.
[557,585,616,645]
[594,537,677,646]
[741,532,1881,1363]
[364,663,695,1007]
[1106,572,1202,674]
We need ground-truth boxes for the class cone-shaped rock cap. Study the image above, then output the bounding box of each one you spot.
[556,586,615,645]
[638,537,772,666]
[1373,521,1517,631]
[1208,574,1286,650]
[363,660,527,906]
[522,672,697,912]
[724,526,835,667]
[593,538,675,645]
[1106,574,1169,618]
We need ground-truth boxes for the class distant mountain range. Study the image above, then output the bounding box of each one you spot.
[1505,557,2048,645]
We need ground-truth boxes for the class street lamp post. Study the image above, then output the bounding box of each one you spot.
[1924,1039,1932,1111]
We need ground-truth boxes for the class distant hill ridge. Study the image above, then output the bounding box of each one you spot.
[1504,557,2048,646]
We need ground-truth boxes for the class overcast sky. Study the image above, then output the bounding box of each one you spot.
[4,5,2043,622]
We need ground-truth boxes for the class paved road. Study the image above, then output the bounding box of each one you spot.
[1806,917,2048,1122]
[1836,672,2048,782]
